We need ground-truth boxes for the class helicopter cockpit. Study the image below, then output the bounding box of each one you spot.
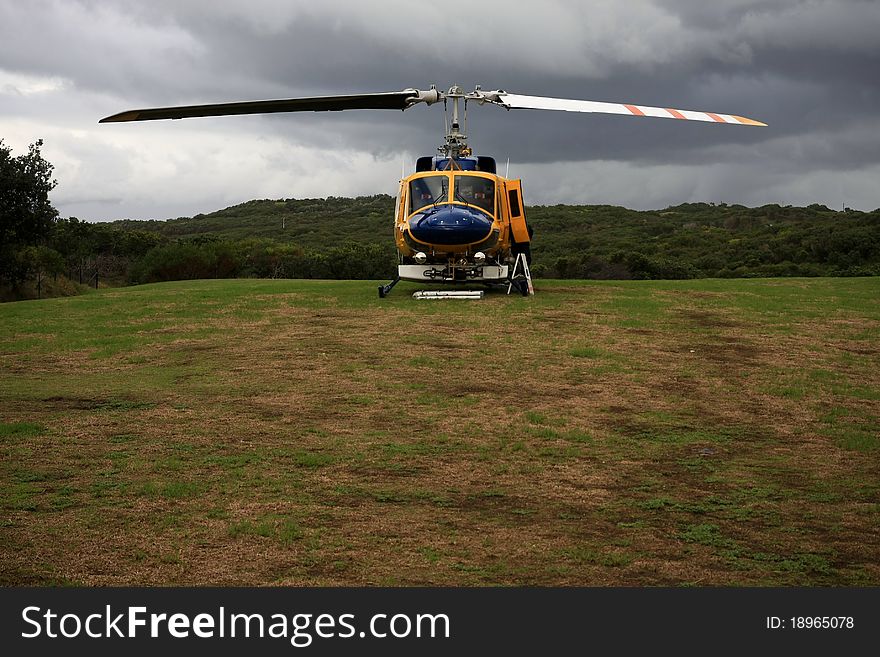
[409,175,448,214]
[408,174,495,215]
[454,175,495,214]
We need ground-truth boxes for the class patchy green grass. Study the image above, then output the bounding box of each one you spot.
[1,277,878,586]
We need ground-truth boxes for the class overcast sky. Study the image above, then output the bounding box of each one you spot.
[2,0,879,221]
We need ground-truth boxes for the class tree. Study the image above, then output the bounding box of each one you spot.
[0,139,59,285]
[22,245,65,298]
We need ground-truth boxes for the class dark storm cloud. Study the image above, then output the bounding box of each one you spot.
[2,0,878,218]
[129,0,880,163]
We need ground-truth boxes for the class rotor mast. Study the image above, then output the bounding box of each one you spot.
[431,85,509,159]
[441,84,470,158]
[399,83,483,158]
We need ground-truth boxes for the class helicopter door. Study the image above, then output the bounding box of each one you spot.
[506,180,531,244]
[396,180,406,223]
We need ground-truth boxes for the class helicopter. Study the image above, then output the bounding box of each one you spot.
[100,84,766,297]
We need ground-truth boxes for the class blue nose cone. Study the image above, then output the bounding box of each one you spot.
[408,205,493,245]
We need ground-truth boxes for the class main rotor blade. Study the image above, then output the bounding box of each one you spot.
[99,90,421,123]
[495,92,767,127]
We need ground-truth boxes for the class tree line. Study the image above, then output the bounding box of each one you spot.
[526,202,879,280]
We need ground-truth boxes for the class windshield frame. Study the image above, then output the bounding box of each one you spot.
[408,174,449,215]
[451,174,496,215]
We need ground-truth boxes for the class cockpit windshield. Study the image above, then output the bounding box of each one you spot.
[454,175,495,213]
[409,175,448,214]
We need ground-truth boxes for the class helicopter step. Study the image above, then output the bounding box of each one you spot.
[413,290,483,300]
[507,252,534,296]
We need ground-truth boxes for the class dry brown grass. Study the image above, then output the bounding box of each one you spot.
[1,278,878,586]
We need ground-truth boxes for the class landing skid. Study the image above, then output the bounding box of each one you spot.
[413,290,484,299]
[379,257,534,298]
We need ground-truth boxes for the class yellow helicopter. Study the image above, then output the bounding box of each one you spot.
[100,84,766,297]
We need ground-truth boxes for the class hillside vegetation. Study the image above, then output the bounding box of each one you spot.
[6,137,874,299]
[5,194,880,301]
[111,196,880,281]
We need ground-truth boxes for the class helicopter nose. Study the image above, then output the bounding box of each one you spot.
[408,205,493,245]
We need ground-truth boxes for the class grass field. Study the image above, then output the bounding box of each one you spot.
[1,277,878,586]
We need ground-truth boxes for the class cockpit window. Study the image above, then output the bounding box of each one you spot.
[454,176,495,213]
[409,175,448,214]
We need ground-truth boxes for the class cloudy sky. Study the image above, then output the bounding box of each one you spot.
[1,0,879,221]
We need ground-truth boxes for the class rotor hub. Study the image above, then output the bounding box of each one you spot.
[431,84,506,159]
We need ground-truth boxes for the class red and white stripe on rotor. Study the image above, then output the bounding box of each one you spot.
[496,93,766,127]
